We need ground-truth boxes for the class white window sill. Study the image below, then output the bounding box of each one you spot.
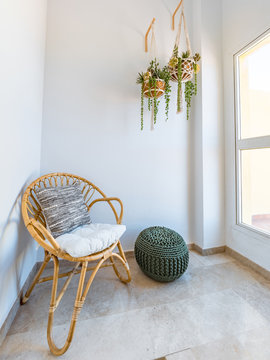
[232,223,270,245]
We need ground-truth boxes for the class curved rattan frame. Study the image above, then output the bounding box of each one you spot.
[21,173,131,356]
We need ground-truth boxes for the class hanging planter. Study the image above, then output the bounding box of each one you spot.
[136,19,172,131]
[169,50,194,83]
[137,59,171,131]
[180,51,194,82]
[168,8,201,119]
[143,78,165,98]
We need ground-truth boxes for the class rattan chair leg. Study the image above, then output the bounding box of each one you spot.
[117,241,127,262]
[80,257,105,301]
[110,242,131,284]
[47,257,109,356]
[21,250,50,304]
[110,253,131,284]
[47,257,88,356]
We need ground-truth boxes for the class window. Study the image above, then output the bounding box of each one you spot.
[235,30,270,235]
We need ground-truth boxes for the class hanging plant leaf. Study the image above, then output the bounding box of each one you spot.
[184,81,195,121]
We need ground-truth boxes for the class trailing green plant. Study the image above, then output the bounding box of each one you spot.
[137,59,171,130]
[154,82,157,124]
[184,81,195,121]
[162,67,171,121]
[193,53,201,96]
[140,83,144,130]
[168,46,201,120]
[177,57,182,113]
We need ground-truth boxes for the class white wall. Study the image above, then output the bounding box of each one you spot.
[41,0,196,251]
[191,0,225,250]
[0,0,47,329]
[201,0,224,249]
[222,0,270,269]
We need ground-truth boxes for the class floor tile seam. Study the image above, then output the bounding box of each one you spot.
[7,261,255,339]
[160,324,270,360]
[157,347,191,360]
[187,259,237,273]
[9,277,251,337]
[189,260,233,267]
[11,265,254,312]
[68,285,243,322]
[5,310,270,358]
[231,289,270,326]
[7,287,246,339]
[163,331,246,359]
[4,293,214,339]
[230,287,270,326]
[41,256,237,277]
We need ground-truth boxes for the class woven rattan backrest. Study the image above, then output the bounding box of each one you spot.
[22,173,105,232]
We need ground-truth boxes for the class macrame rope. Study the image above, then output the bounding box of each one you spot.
[182,10,192,54]
[174,1,192,55]
[175,11,183,49]
[150,23,157,60]
[149,22,158,131]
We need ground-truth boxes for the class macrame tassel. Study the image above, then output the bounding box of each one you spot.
[177,87,183,114]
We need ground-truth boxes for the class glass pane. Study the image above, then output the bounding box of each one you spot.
[241,148,270,233]
[239,34,270,139]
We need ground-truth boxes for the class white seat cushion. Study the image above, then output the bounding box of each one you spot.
[55,223,126,258]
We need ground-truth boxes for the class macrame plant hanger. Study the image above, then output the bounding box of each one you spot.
[173,0,192,59]
[150,23,157,130]
[170,0,194,113]
[144,19,164,130]
[175,14,192,57]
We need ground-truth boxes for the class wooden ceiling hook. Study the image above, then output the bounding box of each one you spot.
[145,17,155,52]
[172,0,184,30]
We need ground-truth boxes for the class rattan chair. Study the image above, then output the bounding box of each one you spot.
[21,173,131,356]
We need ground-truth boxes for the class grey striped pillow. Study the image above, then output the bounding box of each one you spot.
[35,184,91,238]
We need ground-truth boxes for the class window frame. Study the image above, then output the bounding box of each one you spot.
[234,28,270,238]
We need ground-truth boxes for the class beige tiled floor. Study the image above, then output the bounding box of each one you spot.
[1,251,270,359]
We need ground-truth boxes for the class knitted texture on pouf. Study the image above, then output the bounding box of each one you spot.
[135,226,189,282]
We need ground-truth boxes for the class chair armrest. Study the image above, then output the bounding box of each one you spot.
[88,197,123,224]
[28,219,61,254]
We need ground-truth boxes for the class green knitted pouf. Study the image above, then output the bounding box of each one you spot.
[134,226,189,282]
